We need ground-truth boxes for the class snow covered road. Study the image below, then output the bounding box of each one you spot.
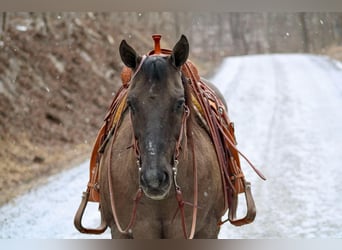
[1,54,342,238]
[213,54,342,238]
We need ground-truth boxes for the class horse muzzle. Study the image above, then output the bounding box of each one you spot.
[139,167,172,200]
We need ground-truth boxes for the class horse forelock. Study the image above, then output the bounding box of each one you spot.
[129,55,186,100]
[140,56,169,82]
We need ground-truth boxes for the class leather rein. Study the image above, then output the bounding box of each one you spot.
[106,55,198,239]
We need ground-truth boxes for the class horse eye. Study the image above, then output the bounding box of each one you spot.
[174,98,185,112]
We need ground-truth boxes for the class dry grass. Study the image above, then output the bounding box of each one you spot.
[0,133,91,205]
[323,45,342,62]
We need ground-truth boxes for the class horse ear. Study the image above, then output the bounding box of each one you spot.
[170,34,189,68]
[119,40,140,69]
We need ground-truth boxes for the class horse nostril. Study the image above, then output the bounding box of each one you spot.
[159,171,169,185]
[140,173,146,187]
[140,169,170,190]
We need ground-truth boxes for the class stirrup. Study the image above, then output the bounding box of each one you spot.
[228,181,256,226]
[74,190,108,234]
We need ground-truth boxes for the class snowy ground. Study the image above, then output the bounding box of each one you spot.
[1,54,341,239]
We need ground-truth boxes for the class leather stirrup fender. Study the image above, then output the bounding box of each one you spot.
[74,189,108,234]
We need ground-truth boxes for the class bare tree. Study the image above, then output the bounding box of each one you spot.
[42,13,51,35]
[299,13,309,53]
[229,13,248,55]
[333,13,342,45]
[1,12,7,35]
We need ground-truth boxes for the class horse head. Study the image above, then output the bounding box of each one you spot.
[119,35,189,200]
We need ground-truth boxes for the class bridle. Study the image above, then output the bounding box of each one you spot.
[107,54,199,239]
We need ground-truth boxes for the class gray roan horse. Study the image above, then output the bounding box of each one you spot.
[99,35,227,238]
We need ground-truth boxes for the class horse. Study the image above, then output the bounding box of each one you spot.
[99,35,227,238]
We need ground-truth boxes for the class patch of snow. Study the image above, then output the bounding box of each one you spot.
[0,161,110,238]
[15,25,28,32]
[47,54,65,74]
[333,59,342,70]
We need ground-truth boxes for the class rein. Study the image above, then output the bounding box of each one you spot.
[105,55,145,238]
[172,104,198,239]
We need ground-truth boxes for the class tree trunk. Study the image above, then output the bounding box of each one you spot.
[299,13,309,53]
[229,13,248,55]
[1,12,7,34]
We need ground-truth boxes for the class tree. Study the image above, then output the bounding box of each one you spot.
[1,12,7,36]
[299,13,309,53]
[229,13,248,55]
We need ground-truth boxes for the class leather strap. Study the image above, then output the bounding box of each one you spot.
[183,61,264,227]
[172,105,198,239]
[106,102,143,237]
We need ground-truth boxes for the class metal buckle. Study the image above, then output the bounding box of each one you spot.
[172,159,180,190]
